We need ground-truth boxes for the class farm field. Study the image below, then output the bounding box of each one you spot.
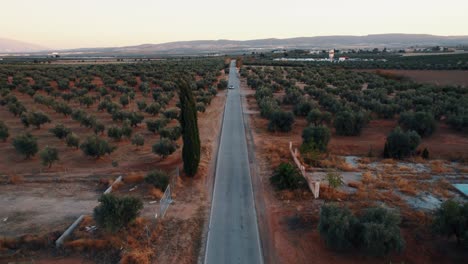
[0,58,229,263]
[360,69,468,87]
[240,64,468,263]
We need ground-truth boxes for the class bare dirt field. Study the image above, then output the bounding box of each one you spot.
[362,69,468,87]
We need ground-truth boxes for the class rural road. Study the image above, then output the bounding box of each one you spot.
[204,60,263,264]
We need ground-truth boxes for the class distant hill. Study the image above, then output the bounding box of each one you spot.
[0,38,47,53]
[3,34,468,55]
[62,34,468,55]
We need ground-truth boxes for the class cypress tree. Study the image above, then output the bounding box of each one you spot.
[178,78,200,176]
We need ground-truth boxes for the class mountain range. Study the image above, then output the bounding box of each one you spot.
[2,34,468,55]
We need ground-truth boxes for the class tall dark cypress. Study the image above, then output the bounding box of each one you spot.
[178,78,200,176]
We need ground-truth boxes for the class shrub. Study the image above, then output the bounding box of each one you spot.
[217,79,228,89]
[301,125,330,152]
[144,170,169,191]
[49,124,71,139]
[120,94,129,107]
[293,100,314,117]
[93,194,143,233]
[13,133,38,159]
[93,122,105,135]
[399,111,436,137]
[159,125,181,141]
[163,108,179,120]
[325,171,344,190]
[358,207,405,256]
[306,109,323,125]
[39,146,59,168]
[80,135,116,158]
[268,110,294,132]
[318,204,358,251]
[66,133,80,148]
[136,100,147,111]
[270,162,305,190]
[121,121,133,138]
[23,111,51,129]
[433,200,468,246]
[145,102,160,115]
[107,126,123,141]
[146,118,168,134]
[0,121,9,142]
[384,127,420,159]
[334,111,368,136]
[128,112,144,127]
[152,138,177,159]
[131,133,144,148]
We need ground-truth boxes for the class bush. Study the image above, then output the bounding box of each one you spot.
[152,138,177,159]
[384,127,420,159]
[145,102,160,115]
[268,110,294,132]
[163,108,179,120]
[80,135,116,158]
[270,162,305,190]
[120,94,129,107]
[49,124,71,139]
[0,121,9,142]
[66,133,80,148]
[146,118,168,134]
[107,126,123,141]
[325,171,344,190]
[217,79,228,89]
[159,125,181,141]
[145,170,169,191]
[318,204,358,251]
[93,194,143,233]
[433,200,468,246]
[131,133,144,148]
[358,207,405,256]
[399,111,436,137]
[334,111,368,136]
[318,205,405,256]
[293,100,314,117]
[306,109,322,125]
[13,133,38,159]
[23,111,51,129]
[301,125,330,152]
[39,146,59,168]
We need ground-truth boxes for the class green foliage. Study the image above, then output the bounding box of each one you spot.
[93,194,143,233]
[318,204,358,251]
[66,133,80,148]
[334,111,368,136]
[358,207,405,256]
[422,147,429,159]
[144,170,169,191]
[107,126,123,141]
[293,100,314,117]
[80,135,116,158]
[325,171,344,190]
[146,118,169,134]
[12,133,38,159]
[131,133,145,148]
[49,123,71,139]
[0,121,9,142]
[160,125,182,141]
[270,162,305,190]
[319,205,405,256]
[22,111,51,129]
[119,94,129,107]
[152,138,177,159]
[384,127,420,159]
[306,109,323,125]
[178,78,200,177]
[128,112,144,127]
[268,110,294,132]
[433,200,468,246]
[145,102,160,116]
[93,121,105,135]
[217,79,228,89]
[399,111,436,137]
[39,146,59,168]
[301,125,330,152]
[163,108,179,120]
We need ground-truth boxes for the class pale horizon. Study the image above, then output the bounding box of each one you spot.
[1,0,467,49]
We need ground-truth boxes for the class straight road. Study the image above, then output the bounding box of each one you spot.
[204,60,263,264]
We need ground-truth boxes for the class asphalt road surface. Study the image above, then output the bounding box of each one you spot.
[204,60,263,264]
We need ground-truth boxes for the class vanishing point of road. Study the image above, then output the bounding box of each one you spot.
[204,60,263,264]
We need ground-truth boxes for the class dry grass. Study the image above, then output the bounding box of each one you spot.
[64,239,109,251]
[361,171,374,185]
[347,181,362,189]
[398,165,414,173]
[430,160,452,173]
[149,186,163,199]
[358,157,371,164]
[124,172,145,183]
[8,174,24,184]
[319,185,348,201]
[337,162,358,172]
[381,158,397,164]
[397,178,419,196]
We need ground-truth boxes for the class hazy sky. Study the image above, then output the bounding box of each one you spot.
[1,0,467,49]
